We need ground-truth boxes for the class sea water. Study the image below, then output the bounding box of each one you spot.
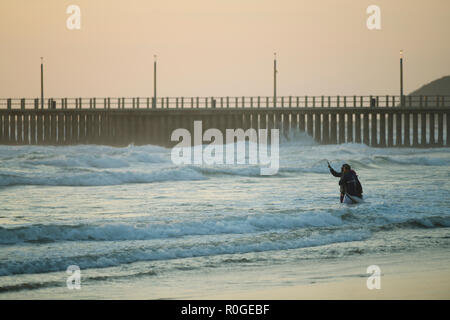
[0,132,449,298]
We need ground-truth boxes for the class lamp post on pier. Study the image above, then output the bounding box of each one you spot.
[153,54,157,108]
[400,50,404,106]
[274,52,277,107]
[40,57,44,109]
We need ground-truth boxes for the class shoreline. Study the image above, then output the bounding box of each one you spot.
[0,246,448,300]
[188,247,450,300]
[191,269,450,300]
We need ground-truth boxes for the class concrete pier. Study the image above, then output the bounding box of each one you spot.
[0,96,448,147]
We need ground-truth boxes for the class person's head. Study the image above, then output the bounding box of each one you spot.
[341,164,351,173]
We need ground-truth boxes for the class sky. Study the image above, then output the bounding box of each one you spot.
[0,0,449,98]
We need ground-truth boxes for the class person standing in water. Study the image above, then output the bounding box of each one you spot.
[328,162,363,203]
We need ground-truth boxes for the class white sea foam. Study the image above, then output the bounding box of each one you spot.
[0,211,343,244]
[0,166,205,186]
[1,209,448,246]
[0,229,370,276]
[1,143,448,186]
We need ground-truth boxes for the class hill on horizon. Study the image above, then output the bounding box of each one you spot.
[408,76,450,96]
[401,76,450,107]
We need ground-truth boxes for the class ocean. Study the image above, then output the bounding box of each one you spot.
[0,132,449,299]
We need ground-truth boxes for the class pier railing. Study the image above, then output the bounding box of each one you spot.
[1,95,449,110]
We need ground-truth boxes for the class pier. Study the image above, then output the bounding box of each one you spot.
[0,95,448,147]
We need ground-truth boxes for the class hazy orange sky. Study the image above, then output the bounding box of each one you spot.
[1,0,449,98]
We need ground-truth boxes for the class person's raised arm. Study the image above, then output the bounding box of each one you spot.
[328,161,342,177]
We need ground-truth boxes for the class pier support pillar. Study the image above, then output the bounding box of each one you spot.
[347,113,353,143]
[363,113,369,145]
[412,113,419,147]
[16,113,23,144]
[387,113,394,147]
[379,112,386,147]
[447,112,450,146]
[429,113,435,146]
[0,114,3,144]
[51,113,57,145]
[299,113,305,132]
[58,113,64,144]
[44,113,50,144]
[395,113,402,146]
[307,113,313,137]
[339,113,345,144]
[259,113,267,132]
[37,113,43,144]
[314,113,321,142]
[404,113,410,147]
[291,112,298,132]
[330,113,337,144]
[283,113,290,139]
[371,113,377,147]
[30,113,36,145]
[437,112,444,146]
[421,113,427,146]
[65,113,72,145]
[322,113,329,144]
[355,113,361,143]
